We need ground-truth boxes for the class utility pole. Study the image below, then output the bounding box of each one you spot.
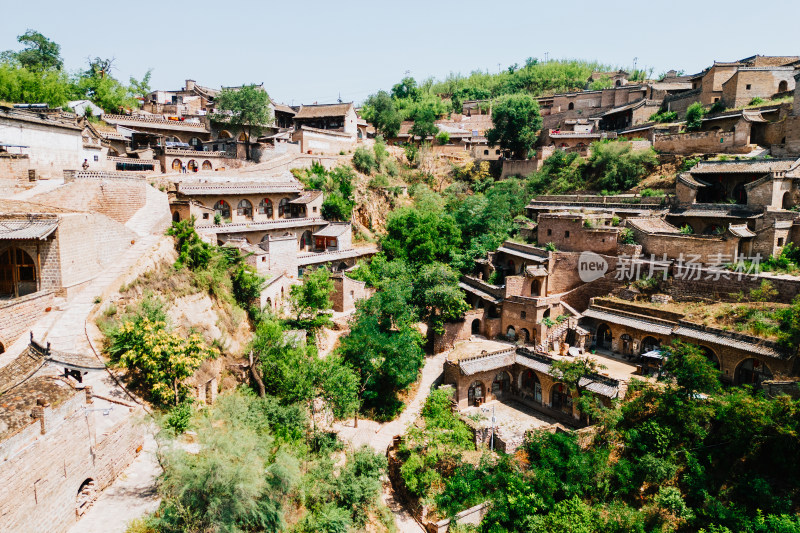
[490,405,496,451]
[497,62,501,73]
[544,51,549,63]
[633,57,638,73]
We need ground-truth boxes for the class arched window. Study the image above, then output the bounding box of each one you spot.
[568,102,575,110]
[238,132,248,142]
[213,200,231,219]
[237,199,253,219]
[218,130,232,139]
[171,159,182,171]
[279,198,290,218]
[187,160,198,172]
[700,346,720,370]
[259,198,273,218]
[0,247,38,298]
[521,370,542,404]
[778,80,789,92]
[172,211,180,223]
[202,160,213,170]
[782,191,794,210]
[519,328,530,344]
[189,137,202,149]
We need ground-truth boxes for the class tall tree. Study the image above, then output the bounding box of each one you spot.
[486,93,543,159]
[409,103,438,141]
[1,29,63,71]
[411,262,469,335]
[212,84,273,160]
[289,267,334,322]
[362,90,401,138]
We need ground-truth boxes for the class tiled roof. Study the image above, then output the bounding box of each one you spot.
[525,265,549,277]
[728,224,755,238]
[103,114,209,132]
[689,159,798,174]
[313,223,350,238]
[627,217,681,234]
[600,99,648,117]
[273,104,296,115]
[288,190,322,204]
[296,245,378,266]
[0,376,77,441]
[668,205,762,219]
[0,345,45,395]
[196,217,326,233]
[458,281,501,304]
[178,182,302,195]
[496,246,548,263]
[582,308,675,335]
[673,325,783,358]
[294,103,353,119]
[0,219,58,240]
[459,349,516,376]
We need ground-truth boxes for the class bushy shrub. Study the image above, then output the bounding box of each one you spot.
[352,146,377,174]
[685,102,706,131]
[587,140,658,192]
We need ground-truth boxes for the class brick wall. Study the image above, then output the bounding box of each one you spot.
[654,129,751,155]
[331,274,368,312]
[633,228,739,264]
[0,154,31,193]
[538,217,619,254]
[0,291,54,350]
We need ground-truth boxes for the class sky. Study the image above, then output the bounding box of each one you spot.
[2,0,799,105]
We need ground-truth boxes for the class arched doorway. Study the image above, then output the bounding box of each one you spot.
[300,230,313,251]
[202,160,213,170]
[238,132,248,142]
[172,211,180,222]
[506,325,516,341]
[735,358,772,386]
[568,102,575,110]
[519,328,530,344]
[620,333,634,357]
[187,160,198,172]
[596,324,612,350]
[520,369,542,404]
[171,158,182,171]
[471,318,482,334]
[266,297,272,309]
[337,262,348,271]
[468,380,485,406]
[782,191,794,210]
[700,346,720,370]
[237,199,253,219]
[531,279,541,296]
[492,371,511,398]
[213,200,231,220]
[732,182,747,204]
[76,478,96,517]
[551,383,573,415]
[641,336,661,354]
[0,247,37,298]
[778,80,789,92]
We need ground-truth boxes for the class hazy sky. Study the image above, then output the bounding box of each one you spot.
[2,0,799,105]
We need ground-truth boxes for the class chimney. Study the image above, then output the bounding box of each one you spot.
[185,79,196,91]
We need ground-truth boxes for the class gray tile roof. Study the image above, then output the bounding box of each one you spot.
[178,182,302,195]
[294,103,353,119]
[673,326,783,358]
[289,191,322,204]
[728,224,755,238]
[0,219,58,240]
[313,223,350,238]
[582,308,675,335]
[459,349,516,376]
[296,246,378,266]
[627,217,681,234]
[496,246,548,263]
[689,159,798,174]
[458,282,501,304]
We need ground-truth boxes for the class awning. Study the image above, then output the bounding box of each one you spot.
[728,224,755,238]
[641,349,663,359]
[0,219,58,240]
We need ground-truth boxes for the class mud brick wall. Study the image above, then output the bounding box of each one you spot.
[32,179,146,225]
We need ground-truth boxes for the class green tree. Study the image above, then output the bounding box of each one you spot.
[550,357,607,417]
[685,102,706,131]
[409,103,438,140]
[662,341,722,395]
[212,84,274,160]
[362,90,401,138]
[381,206,461,267]
[289,267,334,322]
[316,354,360,419]
[586,140,658,192]
[435,130,450,145]
[486,93,543,159]
[392,76,419,100]
[411,262,469,334]
[1,29,62,71]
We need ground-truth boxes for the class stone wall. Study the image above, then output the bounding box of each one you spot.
[500,158,539,178]
[0,390,143,533]
[330,273,368,312]
[538,216,619,255]
[633,229,739,264]
[0,291,54,351]
[32,178,147,225]
[434,309,485,354]
[654,130,751,154]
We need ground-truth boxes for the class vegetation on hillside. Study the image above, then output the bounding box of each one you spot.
[0,29,151,111]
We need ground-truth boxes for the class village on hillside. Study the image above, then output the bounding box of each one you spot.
[1,24,800,533]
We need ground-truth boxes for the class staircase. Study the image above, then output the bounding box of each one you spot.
[534,320,574,354]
